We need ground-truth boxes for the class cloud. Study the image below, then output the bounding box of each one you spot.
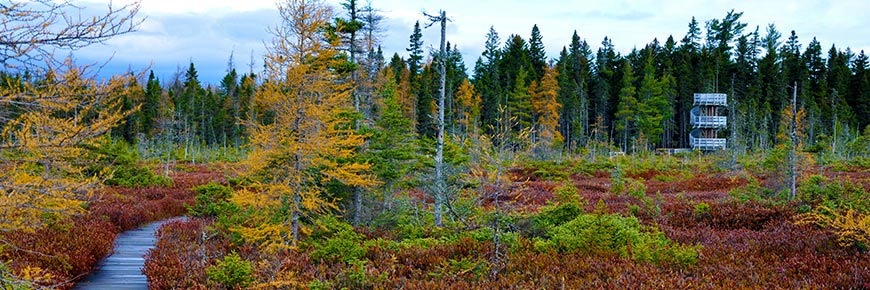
[66,0,870,84]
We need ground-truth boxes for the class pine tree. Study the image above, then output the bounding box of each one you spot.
[528,24,547,81]
[219,68,240,145]
[849,51,870,129]
[614,59,638,152]
[141,71,161,137]
[368,73,417,211]
[407,21,424,76]
[475,27,502,134]
[636,55,666,149]
[508,67,532,135]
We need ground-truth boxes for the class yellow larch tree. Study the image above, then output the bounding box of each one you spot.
[0,62,139,232]
[231,0,377,252]
[529,65,563,149]
[454,78,480,138]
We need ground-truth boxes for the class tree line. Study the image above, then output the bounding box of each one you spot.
[90,10,869,158]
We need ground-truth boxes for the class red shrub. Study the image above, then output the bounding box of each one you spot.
[0,216,117,289]
[143,218,229,290]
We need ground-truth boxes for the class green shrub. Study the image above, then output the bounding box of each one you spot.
[308,279,334,290]
[536,213,700,267]
[93,139,171,188]
[729,177,772,202]
[310,218,366,263]
[533,202,583,230]
[798,175,870,213]
[552,182,583,204]
[334,259,389,289]
[206,252,254,289]
[694,202,711,216]
[188,182,234,218]
[625,179,647,198]
[529,160,573,181]
[628,204,640,216]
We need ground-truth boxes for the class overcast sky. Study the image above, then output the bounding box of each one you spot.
[71,0,870,84]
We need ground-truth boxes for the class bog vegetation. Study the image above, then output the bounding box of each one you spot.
[0,0,868,289]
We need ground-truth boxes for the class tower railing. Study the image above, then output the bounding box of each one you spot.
[690,107,727,128]
[693,93,727,106]
[690,93,727,150]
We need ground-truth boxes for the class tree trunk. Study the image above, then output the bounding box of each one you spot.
[434,10,447,227]
[790,82,797,200]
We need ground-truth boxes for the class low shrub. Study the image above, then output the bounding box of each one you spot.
[188,182,234,218]
[311,227,367,263]
[552,182,582,204]
[694,202,711,216]
[144,219,228,289]
[206,252,254,289]
[531,202,584,234]
[0,216,117,288]
[798,175,869,213]
[797,206,870,252]
[93,139,171,188]
[535,213,700,267]
[728,176,774,203]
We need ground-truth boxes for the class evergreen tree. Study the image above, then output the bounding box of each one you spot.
[219,68,240,145]
[368,73,417,211]
[407,21,424,76]
[614,59,638,152]
[528,24,547,81]
[475,26,502,134]
[849,51,870,129]
[508,67,532,134]
[636,55,666,149]
[142,71,161,137]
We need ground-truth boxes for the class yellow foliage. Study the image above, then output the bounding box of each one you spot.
[796,206,870,249]
[231,222,296,253]
[17,266,53,283]
[455,79,480,137]
[233,0,377,250]
[529,65,563,146]
[0,61,138,231]
[252,267,307,289]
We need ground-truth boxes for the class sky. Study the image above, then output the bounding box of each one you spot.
[69,0,870,84]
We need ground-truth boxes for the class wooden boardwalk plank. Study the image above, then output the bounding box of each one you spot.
[73,219,174,290]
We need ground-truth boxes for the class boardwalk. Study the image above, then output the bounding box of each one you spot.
[73,219,172,290]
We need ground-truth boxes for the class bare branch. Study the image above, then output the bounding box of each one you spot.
[0,0,143,70]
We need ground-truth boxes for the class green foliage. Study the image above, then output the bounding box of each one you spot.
[428,256,490,280]
[534,202,584,230]
[335,259,389,288]
[188,182,234,218]
[529,160,573,181]
[552,182,583,204]
[729,176,773,202]
[625,179,648,198]
[798,175,870,213]
[694,202,711,216]
[311,225,367,263]
[535,213,700,267]
[93,139,171,188]
[307,279,334,290]
[845,126,870,158]
[206,252,254,289]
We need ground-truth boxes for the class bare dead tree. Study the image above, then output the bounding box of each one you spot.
[790,81,797,200]
[424,10,449,226]
[0,0,143,69]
